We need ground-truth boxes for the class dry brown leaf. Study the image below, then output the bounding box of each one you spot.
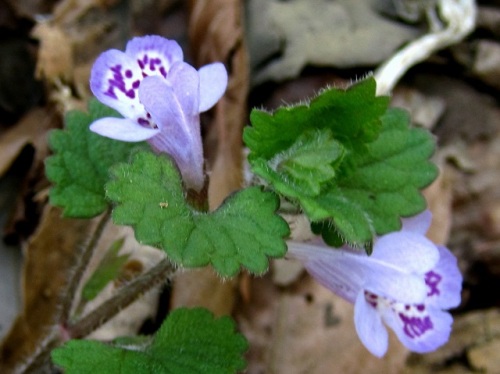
[170,267,238,316]
[413,75,500,143]
[445,131,500,275]
[32,22,74,82]
[6,0,54,20]
[472,40,500,90]
[52,0,117,24]
[31,0,132,113]
[468,339,500,372]
[0,205,95,372]
[170,0,250,316]
[476,6,500,38]
[188,0,249,206]
[0,107,57,178]
[391,87,446,130]
[424,163,456,245]
[0,107,58,243]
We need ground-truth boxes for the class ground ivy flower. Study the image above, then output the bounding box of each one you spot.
[287,211,462,357]
[89,35,228,191]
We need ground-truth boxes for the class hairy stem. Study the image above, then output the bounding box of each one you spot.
[68,258,175,339]
[187,180,209,212]
[60,209,112,324]
[22,330,61,374]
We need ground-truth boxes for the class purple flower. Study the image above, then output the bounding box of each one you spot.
[89,35,228,191]
[287,211,462,357]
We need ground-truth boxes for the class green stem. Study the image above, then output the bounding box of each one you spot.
[68,258,175,339]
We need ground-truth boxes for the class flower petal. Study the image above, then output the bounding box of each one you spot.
[354,291,389,357]
[364,265,427,304]
[372,231,439,274]
[287,242,363,303]
[168,62,200,117]
[381,302,453,354]
[288,241,427,304]
[198,62,228,112]
[139,73,204,191]
[425,245,462,309]
[125,35,183,77]
[401,210,433,235]
[90,50,146,120]
[89,117,159,141]
[139,65,200,141]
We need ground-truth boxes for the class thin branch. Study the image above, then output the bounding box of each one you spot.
[60,209,112,324]
[22,331,61,374]
[68,258,175,339]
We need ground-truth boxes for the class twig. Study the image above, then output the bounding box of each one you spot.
[60,209,112,324]
[21,330,60,374]
[68,258,175,339]
[374,0,476,95]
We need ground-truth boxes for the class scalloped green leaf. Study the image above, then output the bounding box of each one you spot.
[51,308,249,374]
[244,77,389,160]
[304,108,438,246]
[106,151,289,277]
[45,99,144,218]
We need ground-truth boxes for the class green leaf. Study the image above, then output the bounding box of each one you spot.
[310,221,344,247]
[81,238,130,302]
[45,99,144,218]
[244,77,437,246]
[252,129,345,198]
[106,151,290,277]
[51,308,249,374]
[244,77,389,160]
[304,108,438,245]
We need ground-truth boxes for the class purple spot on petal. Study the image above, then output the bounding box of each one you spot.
[104,64,141,101]
[159,66,167,78]
[149,58,162,72]
[138,60,145,69]
[416,304,425,312]
[105,65,127,99]
[425,271,442,297]
[399,313,433,339]
[364,291,378,308]
[132,80,140,89]
[138,118,150,127]
[105,87,117,99]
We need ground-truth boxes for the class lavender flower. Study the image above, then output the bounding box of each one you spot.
[89,35,228,191]
[287,211,462,357]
